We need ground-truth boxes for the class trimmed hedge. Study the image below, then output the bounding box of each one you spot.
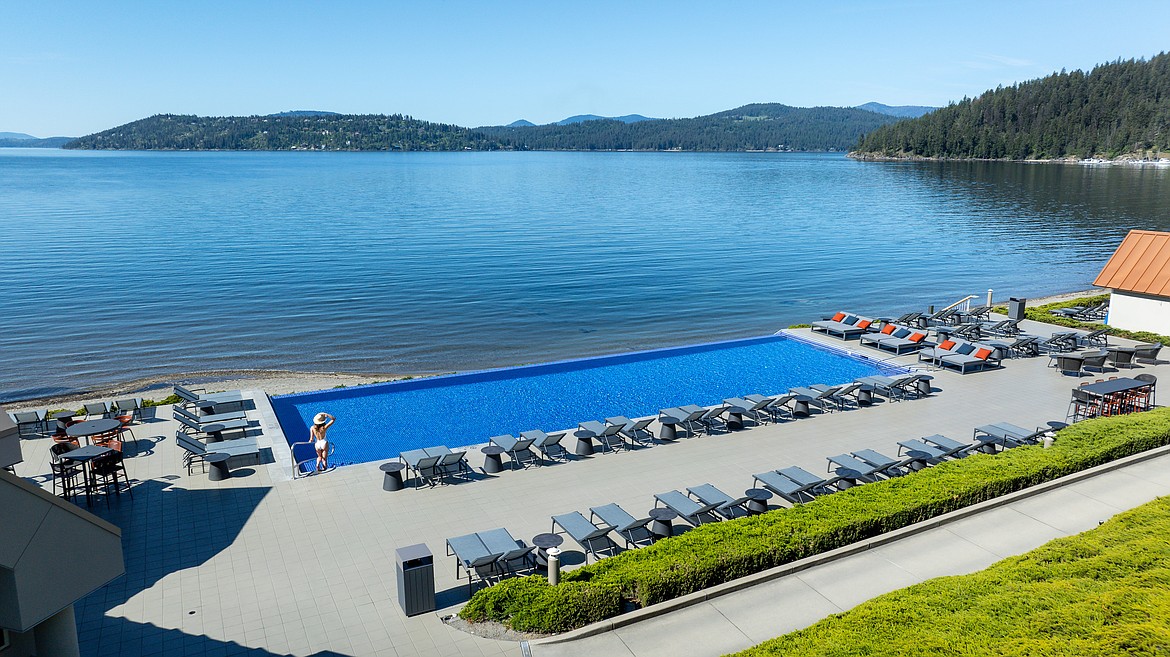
[731,495,1170,656]
[460,408,1170,632]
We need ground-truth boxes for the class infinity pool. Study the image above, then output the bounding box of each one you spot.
[271,333,904,470]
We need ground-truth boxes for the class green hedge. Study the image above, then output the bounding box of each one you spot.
[731,495,1170,656]
[460,408,1170,632]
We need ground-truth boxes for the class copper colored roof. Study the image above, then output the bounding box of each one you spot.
[1094,230,1170,296]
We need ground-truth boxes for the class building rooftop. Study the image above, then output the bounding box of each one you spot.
[1093,229,1170,296]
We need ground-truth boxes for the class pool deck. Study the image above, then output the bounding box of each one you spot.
[11,317,1170,657]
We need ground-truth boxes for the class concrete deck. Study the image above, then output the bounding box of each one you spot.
[10,317,1167,657]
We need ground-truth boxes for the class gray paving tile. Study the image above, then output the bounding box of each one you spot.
[794,550,921,610]
[708,575,843,643]
[942,507,1069,558]
[869,528,1001,581]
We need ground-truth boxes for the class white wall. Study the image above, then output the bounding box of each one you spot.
[1106,290,1170,335]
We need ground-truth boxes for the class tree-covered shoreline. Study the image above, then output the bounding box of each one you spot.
[851,53,1170,161]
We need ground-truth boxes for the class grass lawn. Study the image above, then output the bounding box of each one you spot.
[729,496,1170,656]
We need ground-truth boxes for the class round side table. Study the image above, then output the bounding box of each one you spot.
[202,423,226,443]
[481,445,506,473]
[648,508,678,540]
[744,488,772,515]
[574,433,595,456]
[532,532,564,566]
[380,462,405,491]
[658,418,680,441]
[206,452,231,481]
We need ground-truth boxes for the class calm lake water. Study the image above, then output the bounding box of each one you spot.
[3,149,1169,402]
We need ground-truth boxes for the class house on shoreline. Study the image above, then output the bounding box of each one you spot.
[1094,229,1170,335]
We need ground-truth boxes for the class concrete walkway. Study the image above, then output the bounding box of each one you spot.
[528,448,1170,657]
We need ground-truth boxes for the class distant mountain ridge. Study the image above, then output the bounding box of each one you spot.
[855,102,936,118]
[0,136,74,148]
[852,53,1170,160]
[0,131,36,140]
[66,102,912,152]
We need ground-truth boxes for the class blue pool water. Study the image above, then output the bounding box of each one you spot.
[271,334,904,468]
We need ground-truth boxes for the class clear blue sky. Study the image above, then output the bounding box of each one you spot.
[3,1,1169,137]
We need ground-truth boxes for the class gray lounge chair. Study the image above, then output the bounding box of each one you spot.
[173,405,247,425]
[589,503,654,548]
[734,395,776,424]
[895,439,948,470]
[685,483,754,519]
[436,451,471,482]
[753,467,838,504]
[522,430,569,462]
[788,386,842,413]
[11,410,46,437]
[606,416,655,446]
[1133,343,1163,363]
[854,374,924,401]
[400,448,445,487]
[826,453,886,487]
[811,313,876,340]
[172,406,250,436]
[477,527,535,578]
[973,423,1046,452]
[756,394,797,422]
[673,406,711,436]
[551,512,617,562]
[851,449,909,477]
[175,431,259,474]
[696,406,728,434]
[920,434,973,459]
[446,531,505,593]
[1037,332,1079,353]
[490,433,537,469]
[83,402,111,420]
[1077,328,1109,347]
[173,384,249,410]
[654,490,723,526]
[579,420,626,452]
[859,326,930,354]
[810,383,864,411]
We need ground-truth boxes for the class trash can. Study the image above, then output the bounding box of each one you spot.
[395,543,435,616]
[1008,297,1027,321]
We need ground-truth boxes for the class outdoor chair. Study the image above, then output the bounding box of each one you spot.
[113,398,144,421]
[920,434,974,459]
[973,423,1047,452]
[11,410,46,437]
[1078,328,1110,347]
[606,416,656,446]
[855,374,924,401]
[89,449,132,504]
[1105,347,1136,369]
[826,453,887,487]
[400,449,445,487]
[810,382,864,410]
[1081,350,1109,373]
[994,334,1040,358]
[895,439,949,470]
[1037,332,1079,353]
[477,527,536,578]
[435,451,471,483]
[1050,353,1086,377]
[758,394,798,422]
[175,431,260,474]
[736,395,776,424]
[753,466,839,504]
[173,406,250,437]
[659,407,705,437]
[1068,387,1102,422]
[696,406,729,434]
[551,512,617,562]
[860,325,929,354]
[654,490,723,526]
[811,312,875,340]
[788,386,841,413]
[589,503,654,549]
[83,402,111,420]
[173,385,248,410]
[490,434,538,469]
[1133,343,1163,363]
[521,430,569,462]
[446,531,506,594]
[851,449,910,478]
[594,422,628,451]
[1135,373,1157,406]
[685,483,754,520]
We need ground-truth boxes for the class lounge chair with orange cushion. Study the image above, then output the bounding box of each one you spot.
[810,312,875,340]
[859,325,930,354]
[937,342,1003,374]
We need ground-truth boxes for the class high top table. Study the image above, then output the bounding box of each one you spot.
[60,445,114,507]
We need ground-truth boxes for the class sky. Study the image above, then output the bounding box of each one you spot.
[3,1,1170,137]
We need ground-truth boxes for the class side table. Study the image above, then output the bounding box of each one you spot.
[380,462,405,491]
[206,452,231,481]
[532,532,565,566]
[481,445,506,474]
[743,488,772,515]
[648,508,678,540]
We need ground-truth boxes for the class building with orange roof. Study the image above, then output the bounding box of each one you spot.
[1093,229,1170,334]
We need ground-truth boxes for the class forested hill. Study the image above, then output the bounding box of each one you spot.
[64,114,508,151]
[851,53,1170,160]
[478,104,902,151]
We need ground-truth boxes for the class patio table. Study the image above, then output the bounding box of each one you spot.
[60,444,114,507]
[66,418,121,445]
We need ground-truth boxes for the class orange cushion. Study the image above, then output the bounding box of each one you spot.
[908,333,926,343]
[881,324,897,335]
[856,319,872,329]
[975,347,993,359]
[832,312,846,322]
[939,340,956,350]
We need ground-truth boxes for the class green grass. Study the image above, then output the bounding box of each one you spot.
[460,409,1170,633]
[729,495,1170,657]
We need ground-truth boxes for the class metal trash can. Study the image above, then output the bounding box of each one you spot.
[1008,297,1027,321]
[395,543,435,616]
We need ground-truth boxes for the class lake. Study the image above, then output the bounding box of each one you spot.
[2,149,1168,402]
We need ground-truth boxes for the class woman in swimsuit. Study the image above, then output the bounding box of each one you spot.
[311,412,335,471]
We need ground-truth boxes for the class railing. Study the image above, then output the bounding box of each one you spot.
[940,295,978,313]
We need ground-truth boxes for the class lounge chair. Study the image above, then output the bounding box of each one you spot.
[851,449,909,478]
[731,395,775,424]
[826,453,888,487]
[173,404,247,425]
[521,430,569,462]
[400,448,445,487]
[1133,343,1163,363]
[446,531,506,593]
[696,406,728,434]
[854,374,924,401]
[756,394,798,422]
[788,386,842,413]
[811,312,876,340]
[973,423,1047,452]
[551,512,617,562]
[659,407,705,437]
[895,439,948,470]
[992,334,1040,358]
[173,384,249,410]
[172,406,250,437]
[753,466,839,504]
[1080,350,1109,373]
[1078,328,1110,347]
[477,527,536,578]
[653,490,723,526]
[686,483,754,519]
[860,325,929,354]
[175,430,259,474]
[436,451,471,482]
[1037,332,1079,353]
[589,503,654,549]
[920,434,974,459]
[579,420,626,452]
[606,416,656,446]
[810,382,864,411]
[1105,346,1136,369]
[11,410,46,437]
[490,434,537,469]
[937,342,1002,374]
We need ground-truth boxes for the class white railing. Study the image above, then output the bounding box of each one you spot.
[940,295,978,313]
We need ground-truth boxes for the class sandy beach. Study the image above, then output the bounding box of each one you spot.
[3,289,1101,412]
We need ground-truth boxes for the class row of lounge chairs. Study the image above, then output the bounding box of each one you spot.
[1051,301,1108,321]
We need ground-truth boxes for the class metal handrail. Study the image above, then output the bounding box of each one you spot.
[940,295,978,313]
